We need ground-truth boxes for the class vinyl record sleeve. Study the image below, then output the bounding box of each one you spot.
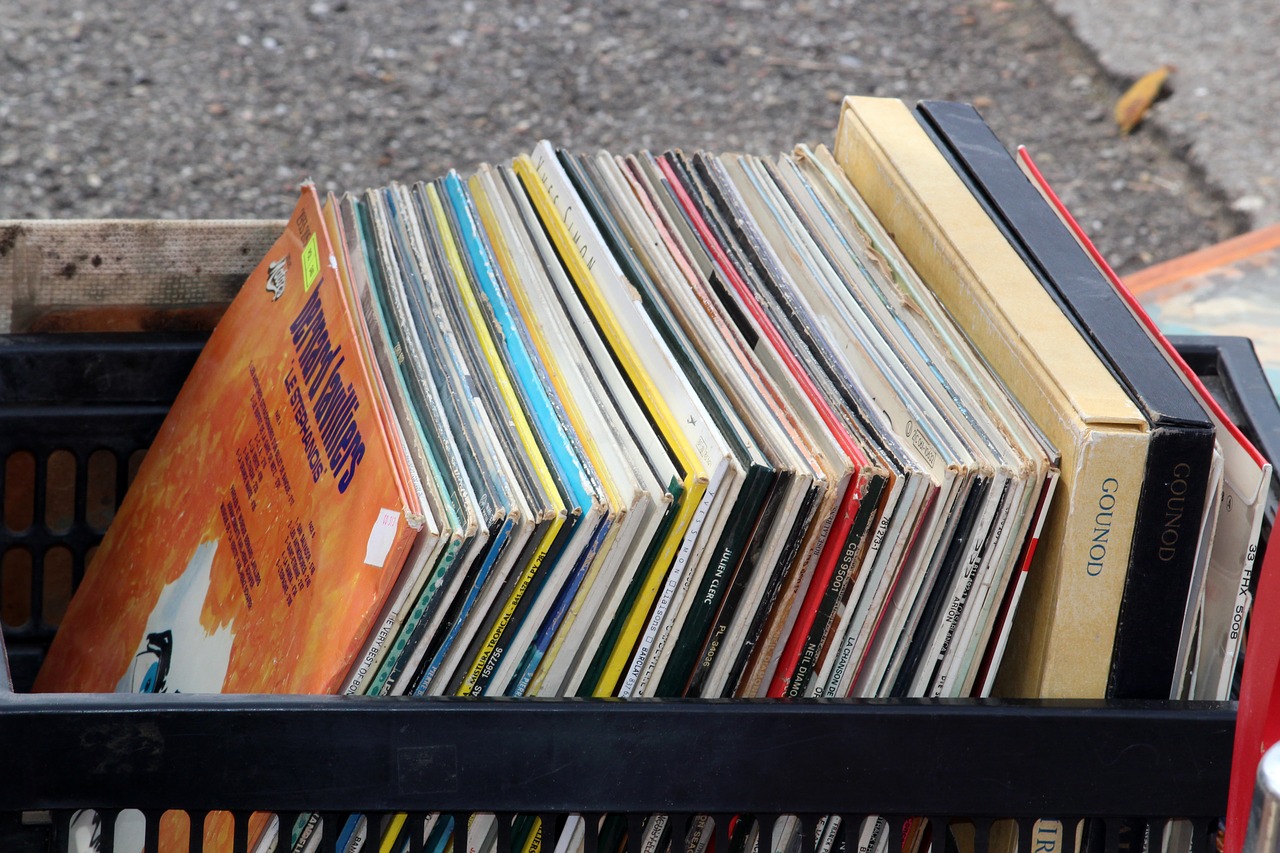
[361,186,519,697]
[656,151,878,697]
[722,151,1000,700]
[773,151,1039,698]
[458,169,621,698]
[1019,149,1270,704]
[516,144,734,698]
[396,183,535,695]
[493,162,680,698]
[474,165,668,698]
[707,151,962,701]
[627,152,828,697]
[37,186,422,698]
[794,143,1061,698]
[430,175,576,698]
[343,193,488,698]
[916,99,1217,702]
[323,195,450,699]
[614,152,826,698]
[565,150,769,698]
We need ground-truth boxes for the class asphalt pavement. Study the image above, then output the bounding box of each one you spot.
[1052,0,1280,231]
[0,0,1265,274]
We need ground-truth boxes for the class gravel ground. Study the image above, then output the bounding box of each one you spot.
[0,0,1245,274]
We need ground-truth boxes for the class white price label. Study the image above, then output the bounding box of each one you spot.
[364,508,400,567]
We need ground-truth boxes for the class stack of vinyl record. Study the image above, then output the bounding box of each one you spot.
[35,96,1274,853]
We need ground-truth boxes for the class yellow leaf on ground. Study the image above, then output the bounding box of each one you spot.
[1115,64,1175,135]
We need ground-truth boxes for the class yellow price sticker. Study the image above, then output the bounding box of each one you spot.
[301,233,320,291]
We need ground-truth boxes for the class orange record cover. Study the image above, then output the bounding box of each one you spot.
[34,185,420,697]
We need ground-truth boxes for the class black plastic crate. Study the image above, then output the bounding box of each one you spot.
[0,330,1243,853]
